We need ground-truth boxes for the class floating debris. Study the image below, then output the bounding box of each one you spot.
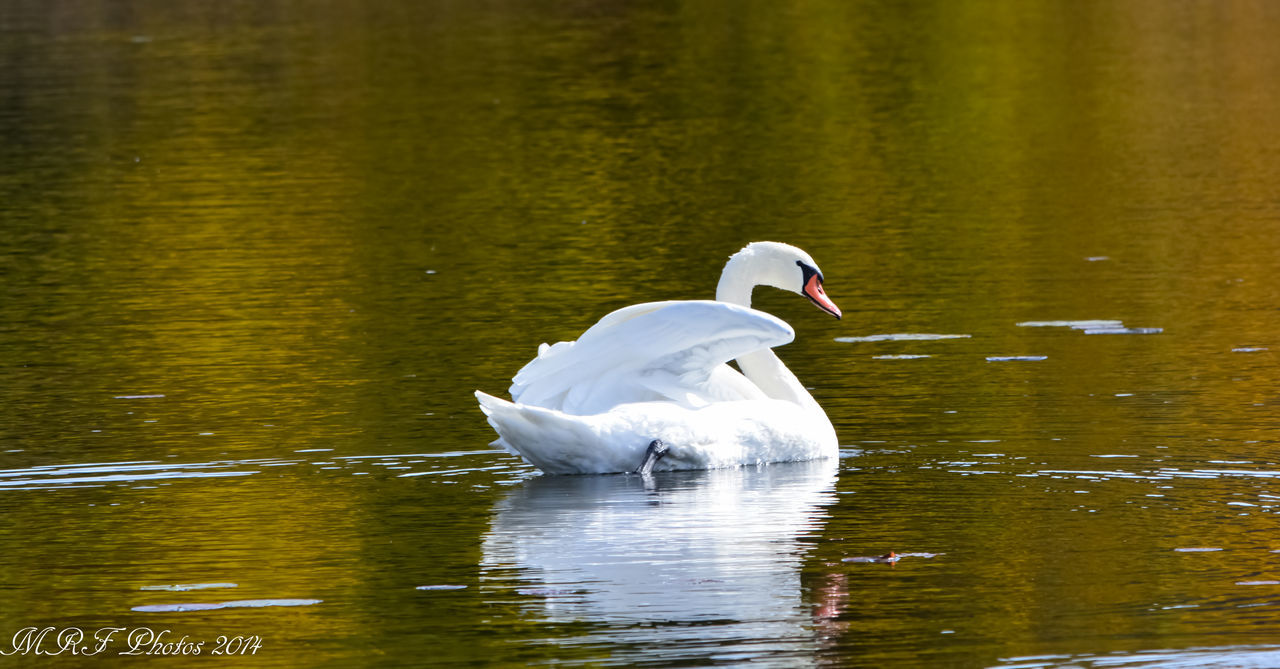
[842,551,941,564]
[416,585,467,591]
[140,583,237,592]
[843,552,899,564]
[986,356,1047,362]
[1173,547,1223,553]
[1233,347,1269,353]
[132,599,321,613]
[114,394,166,400]
[872,354,931,360]
[835,333,970,343]
[1085,256,1110,262]
[1237,581,1280,586]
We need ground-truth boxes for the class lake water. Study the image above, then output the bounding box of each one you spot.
[3,0,1280,666]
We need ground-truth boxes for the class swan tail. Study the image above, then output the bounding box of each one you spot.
[474,390,638,475]
[475,390,519,455]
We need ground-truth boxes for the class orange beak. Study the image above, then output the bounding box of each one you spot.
[804,274,841,319]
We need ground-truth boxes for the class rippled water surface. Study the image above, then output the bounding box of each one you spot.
[3,0,1280,666]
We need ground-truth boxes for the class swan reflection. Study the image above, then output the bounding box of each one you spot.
[480,458,838,661]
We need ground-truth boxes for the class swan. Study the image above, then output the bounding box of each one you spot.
[475,241,841,475]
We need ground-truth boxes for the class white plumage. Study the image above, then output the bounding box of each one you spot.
[476,241,841,475]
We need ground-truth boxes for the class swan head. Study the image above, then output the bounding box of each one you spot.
[718,241,842,319]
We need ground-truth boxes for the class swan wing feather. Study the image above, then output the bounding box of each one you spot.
[509,300,794,414]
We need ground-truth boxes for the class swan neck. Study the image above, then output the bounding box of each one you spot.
[736,349,821,412]
[716,246,822,414]
[715,253,756,307]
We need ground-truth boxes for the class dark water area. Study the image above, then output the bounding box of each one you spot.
[3,0,1280,666]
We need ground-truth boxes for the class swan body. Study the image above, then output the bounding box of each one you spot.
[475,241,841,475]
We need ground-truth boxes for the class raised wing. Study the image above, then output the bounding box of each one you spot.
[509,300,795,415]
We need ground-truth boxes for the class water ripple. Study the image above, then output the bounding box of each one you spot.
[0,460,264,489]
[0,449,528,491]
[835,333,970,343]
[994,645,1280,668]
[140,583,238,592]
[132,599,322,613]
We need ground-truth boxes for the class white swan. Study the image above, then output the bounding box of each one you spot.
[475,241,841,475]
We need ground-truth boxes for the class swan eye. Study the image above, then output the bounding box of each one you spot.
[795,260,824,284]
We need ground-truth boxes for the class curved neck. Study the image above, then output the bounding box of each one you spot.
[715,251,820,412]
[715,251,756,308]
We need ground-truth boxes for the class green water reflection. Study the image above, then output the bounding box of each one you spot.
[2,0,1280,666]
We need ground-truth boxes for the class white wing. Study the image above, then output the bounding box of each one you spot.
[509,300,795,415]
